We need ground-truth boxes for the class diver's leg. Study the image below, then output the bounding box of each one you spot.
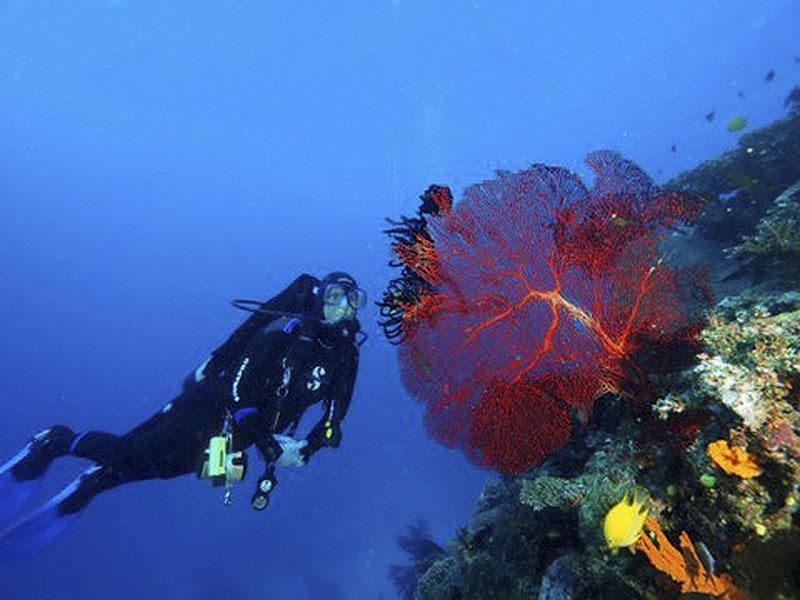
[68,431,122,467]
[0,391,221,556]
[4,426,77,481]
[0,401,209,561]
[0,426,77,525]
[72,393,221,481]
[0,464,123,560]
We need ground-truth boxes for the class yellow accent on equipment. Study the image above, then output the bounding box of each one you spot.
[207,435,228,478]
[225,452,246,481]
[197,413,246,505]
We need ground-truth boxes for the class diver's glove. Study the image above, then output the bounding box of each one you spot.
[273,434,308,468]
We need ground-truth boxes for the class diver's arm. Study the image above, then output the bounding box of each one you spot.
[235,412,283,463]
[302,346,359,459]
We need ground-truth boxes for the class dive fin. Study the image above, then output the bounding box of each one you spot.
[0,426,77,527]
[0,445,41,526]
[0,473,85,560]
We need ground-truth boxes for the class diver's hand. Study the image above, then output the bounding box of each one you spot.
[273,434,308,468]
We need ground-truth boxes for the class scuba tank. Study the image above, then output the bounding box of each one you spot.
[201,274,320,382]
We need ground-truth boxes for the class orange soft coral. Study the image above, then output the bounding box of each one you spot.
[707,439,762,478]
[634,517,744,599]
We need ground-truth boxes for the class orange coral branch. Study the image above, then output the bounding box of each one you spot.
[634,517,744,599]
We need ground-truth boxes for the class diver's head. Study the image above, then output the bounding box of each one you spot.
[317,271,367,324]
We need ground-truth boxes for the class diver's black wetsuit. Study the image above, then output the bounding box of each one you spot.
[54,274,360,514]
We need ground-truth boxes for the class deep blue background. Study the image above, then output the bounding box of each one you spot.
[0,2,797,598]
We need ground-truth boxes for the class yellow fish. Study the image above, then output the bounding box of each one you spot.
[603,492,649,549]
[726,116,747,132]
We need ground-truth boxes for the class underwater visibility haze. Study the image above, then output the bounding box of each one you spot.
[1,1,800,598]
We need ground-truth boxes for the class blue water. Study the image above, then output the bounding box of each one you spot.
[0,2,797,598]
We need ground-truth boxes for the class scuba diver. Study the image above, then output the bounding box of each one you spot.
[0,271,366,558]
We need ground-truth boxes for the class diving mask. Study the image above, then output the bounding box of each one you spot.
[318,271,366,324]
[322,283,368,310]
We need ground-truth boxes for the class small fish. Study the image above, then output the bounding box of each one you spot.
[765,69,775,82]
[705,111,716,123]
[671,144,678,153]
[737,90,746,99]
[795,56,800,65]
[697,541,717,577]
[726,116,747,132]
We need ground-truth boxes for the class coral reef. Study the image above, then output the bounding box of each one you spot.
[404,113,800,599]
[633,517,743,598]
[413,289,800,595]
[414,433,644,599]
[687,291,800,547]
[695,293,800,461]
[389,521,448,600]
[413,415,717,598]
[785,86,800,114]
[666,111,800,245]
[727,179,800,284]
[389,151,705,474]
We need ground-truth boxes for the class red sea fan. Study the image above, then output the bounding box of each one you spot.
[398,151,705,474]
